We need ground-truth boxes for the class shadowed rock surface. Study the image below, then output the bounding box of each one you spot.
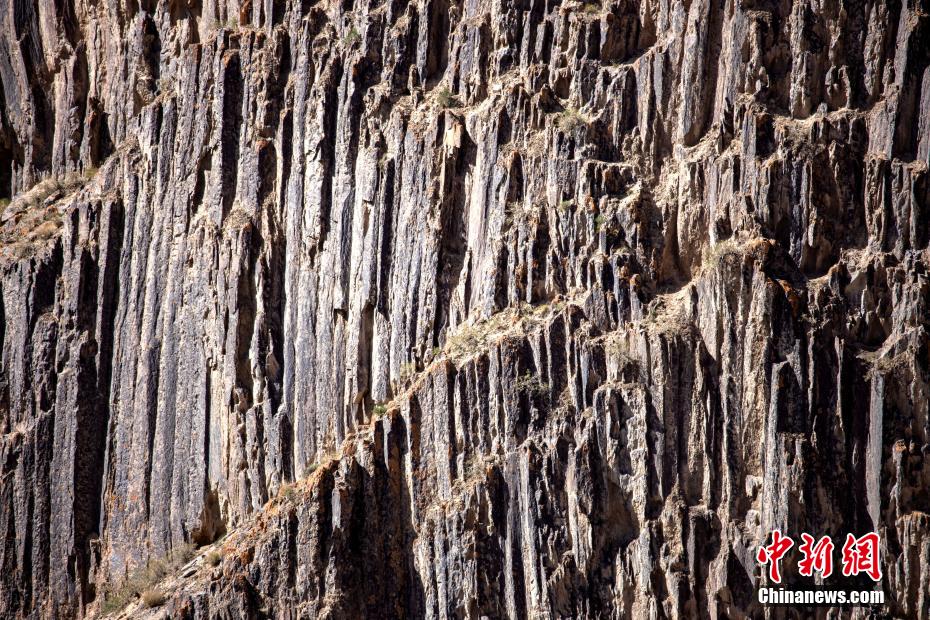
[0,0,928,618]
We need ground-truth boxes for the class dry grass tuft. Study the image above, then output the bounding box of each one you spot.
[140,589,166,608]
[0,168,101,260]
[700,238,743,275]
[99,544,195,615]
[557,107,586,132]
[641,291,693,337]
[204,550,224,567]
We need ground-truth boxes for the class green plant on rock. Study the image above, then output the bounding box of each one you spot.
[344,26,360,47]
[436,86,457,109]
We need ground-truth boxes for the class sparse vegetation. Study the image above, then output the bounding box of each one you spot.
[516,371,549,399]
[594,214,606,231]
[141,589,166,608]
[604,334,635,366]
[558,198,574,210]
[436,86,457,109]
[344,26,361,46]
[5,168,97,212]
[302,447,340,478]
[864,350,911,380]
[581,1,601,13]
[99,544,195,615]
[701,239,742,274]
[0,170,99,260]
[641,292,693,337]
[557,106,585,132]
[372,403,388,417]
[205,550,224,567]
[442,300,571,362]
[212,16,238,31]
[443,313,516,360]
[601,333,643,385]
[280,482,297,502]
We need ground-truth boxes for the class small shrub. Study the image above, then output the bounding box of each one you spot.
[582,1,601,13]
[436,86,457,109]
[594,214,606,231]
[557,107,585,132]
[205,550,223,567]
[558,199,574,210]
[372,403,387,417]
[141,589,166,608]
[0,198,9,210]
[344,26,360,46]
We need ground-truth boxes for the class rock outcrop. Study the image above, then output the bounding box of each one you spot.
[1,0,928,617]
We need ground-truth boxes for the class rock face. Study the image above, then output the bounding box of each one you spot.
[1,0,929,617]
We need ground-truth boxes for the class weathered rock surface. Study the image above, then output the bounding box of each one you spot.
[1,0,929,617]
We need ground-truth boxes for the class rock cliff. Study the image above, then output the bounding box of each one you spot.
[1,0,929,617]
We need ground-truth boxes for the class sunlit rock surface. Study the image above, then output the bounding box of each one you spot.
[0,0,928,617]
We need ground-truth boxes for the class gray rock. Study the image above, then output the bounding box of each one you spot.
[0,0,928,618]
